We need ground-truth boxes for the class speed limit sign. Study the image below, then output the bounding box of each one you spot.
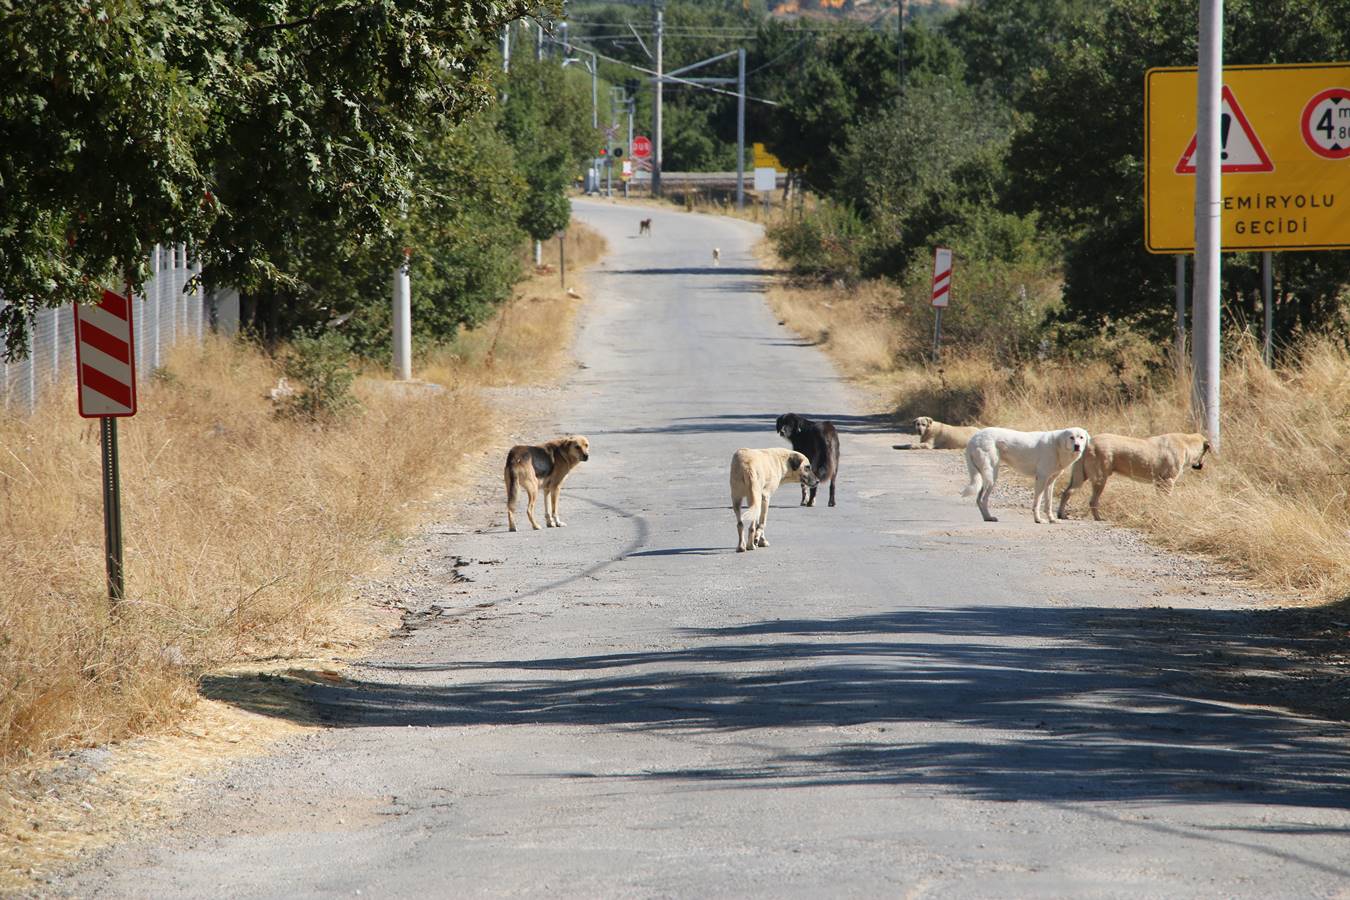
[1301,87,1350,159]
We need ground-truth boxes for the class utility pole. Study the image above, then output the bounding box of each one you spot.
[1192,0,1222,448]
[736,48,746,210]
[626,94,634,199]
[536,19,543,61]
[653,1,664,197]
[392,250,412,381]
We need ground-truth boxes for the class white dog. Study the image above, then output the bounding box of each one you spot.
[712,247,721,266]
[962,426,1089,524]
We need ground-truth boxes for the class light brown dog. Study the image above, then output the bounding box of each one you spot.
[893,416,981,450]
[729,448,819,552]
[504,435,590,531]
[1057,432,1210,521]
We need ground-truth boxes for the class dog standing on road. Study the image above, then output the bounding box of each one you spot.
[504,436,590,531]
[712,247,721,265]
[1057,432,1210,521]
[730,448,819,551]
[638,218,652,236]
[962,426,1089,524]
[775,412,840,507]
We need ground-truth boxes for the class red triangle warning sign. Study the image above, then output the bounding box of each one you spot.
[1175,86,1275,174]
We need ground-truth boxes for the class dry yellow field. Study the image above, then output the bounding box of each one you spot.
[0,224,605,888]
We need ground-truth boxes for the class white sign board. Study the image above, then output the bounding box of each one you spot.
[930,247,952,308]
[753,167,776,192]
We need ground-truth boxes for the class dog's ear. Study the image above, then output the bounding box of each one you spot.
[788,454,802,470]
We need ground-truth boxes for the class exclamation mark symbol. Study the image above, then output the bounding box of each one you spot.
[1220,113,1231,160]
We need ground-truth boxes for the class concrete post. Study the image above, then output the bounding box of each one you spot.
[392,251,412,381]
[736,48,746,210]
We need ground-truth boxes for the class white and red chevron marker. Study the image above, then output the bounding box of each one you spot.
[74,288,138,418]
[931,247,953,308]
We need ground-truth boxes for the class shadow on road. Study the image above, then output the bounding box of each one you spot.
[594,411,904,437]
[203,604,1350,812]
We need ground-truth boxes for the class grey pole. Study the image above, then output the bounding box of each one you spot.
[653,4,664,197]
[1174,254,1187,382]
[1262,250,1273,366]
[736,48,746,210]
[536,20,543,62]
[590,53,597,129]
[626,98,633,199]
[1192,0,1223,448]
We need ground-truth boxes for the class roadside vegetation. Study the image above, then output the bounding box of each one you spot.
[0,227,604,886]
[755,1,1350,602]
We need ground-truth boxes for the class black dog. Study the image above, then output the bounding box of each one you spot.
[775,413,839,507]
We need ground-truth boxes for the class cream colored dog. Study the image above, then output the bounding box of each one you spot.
[963,426,1089,524]
[895,416,981,450]
[729,448,819,551]
[1057,432,1210,521]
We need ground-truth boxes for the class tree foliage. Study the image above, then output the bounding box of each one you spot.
[0,0,542,357]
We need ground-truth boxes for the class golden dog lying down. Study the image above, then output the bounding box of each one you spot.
[1057,432,1210,521]
[893,416,981,450]
[729,448,818,552]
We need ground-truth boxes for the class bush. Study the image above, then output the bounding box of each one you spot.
[767,201,869,285]
[277,330,358,422]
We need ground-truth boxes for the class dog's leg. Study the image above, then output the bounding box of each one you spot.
[734,498,746,552]
[805,482,817,507]
[977,463,998,522]
[543,486,556,527]
[828,475,836,507]
[552,485,566,527]
[756,494,770,547]
[1032,473,1049,524]
[1056,482,1074,520]
[1088,478,1107,522]
[800,482,808,506]
[1044,473,1060,523]
[525,482,541,530]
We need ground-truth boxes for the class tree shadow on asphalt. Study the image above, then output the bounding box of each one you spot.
[594,412,904,436]
[202,603,1350,812]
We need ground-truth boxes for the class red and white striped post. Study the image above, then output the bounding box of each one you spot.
[74,288,138,604]
[930,246,953,363]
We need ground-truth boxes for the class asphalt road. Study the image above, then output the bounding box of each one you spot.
[70,200,1350,898]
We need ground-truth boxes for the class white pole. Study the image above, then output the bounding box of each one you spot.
[535,240,543,267]
[152,245,162,370]
[1192,0,1223,449]
[392,251,412,381]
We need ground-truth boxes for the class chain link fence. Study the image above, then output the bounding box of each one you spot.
[1,245,205,415]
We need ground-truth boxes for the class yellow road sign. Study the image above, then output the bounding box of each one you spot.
[1145,63,1350,253]
[752,142,782,170]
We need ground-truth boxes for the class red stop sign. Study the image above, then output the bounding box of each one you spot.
[632,136,652,159]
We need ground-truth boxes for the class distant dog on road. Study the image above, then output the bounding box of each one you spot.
[638,218,652,236]
[712,247,721,265]
[894,416,981,450]
[1057,432,1210,521]
[962,426,1089,524]
[730,448,819,551]
[775,412,840,507]
[504,435,590,531]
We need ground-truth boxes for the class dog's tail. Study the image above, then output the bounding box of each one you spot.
[961,445,983,497]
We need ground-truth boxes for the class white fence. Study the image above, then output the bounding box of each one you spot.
[1,245,204,415]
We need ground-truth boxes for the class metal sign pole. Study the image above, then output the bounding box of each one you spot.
[1262,250,1273,365]
[100,416,125,604]
[559,231,567,288]
[932,307,943,363]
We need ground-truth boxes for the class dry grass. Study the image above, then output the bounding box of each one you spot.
[0,222,605,888]
[421,224,607,386]
[767,275,1350,604]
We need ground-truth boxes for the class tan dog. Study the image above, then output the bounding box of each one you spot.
[729,448,819,552]
[504,436,590,531]
[893,416,981,450]
[1057,432,1210,521]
